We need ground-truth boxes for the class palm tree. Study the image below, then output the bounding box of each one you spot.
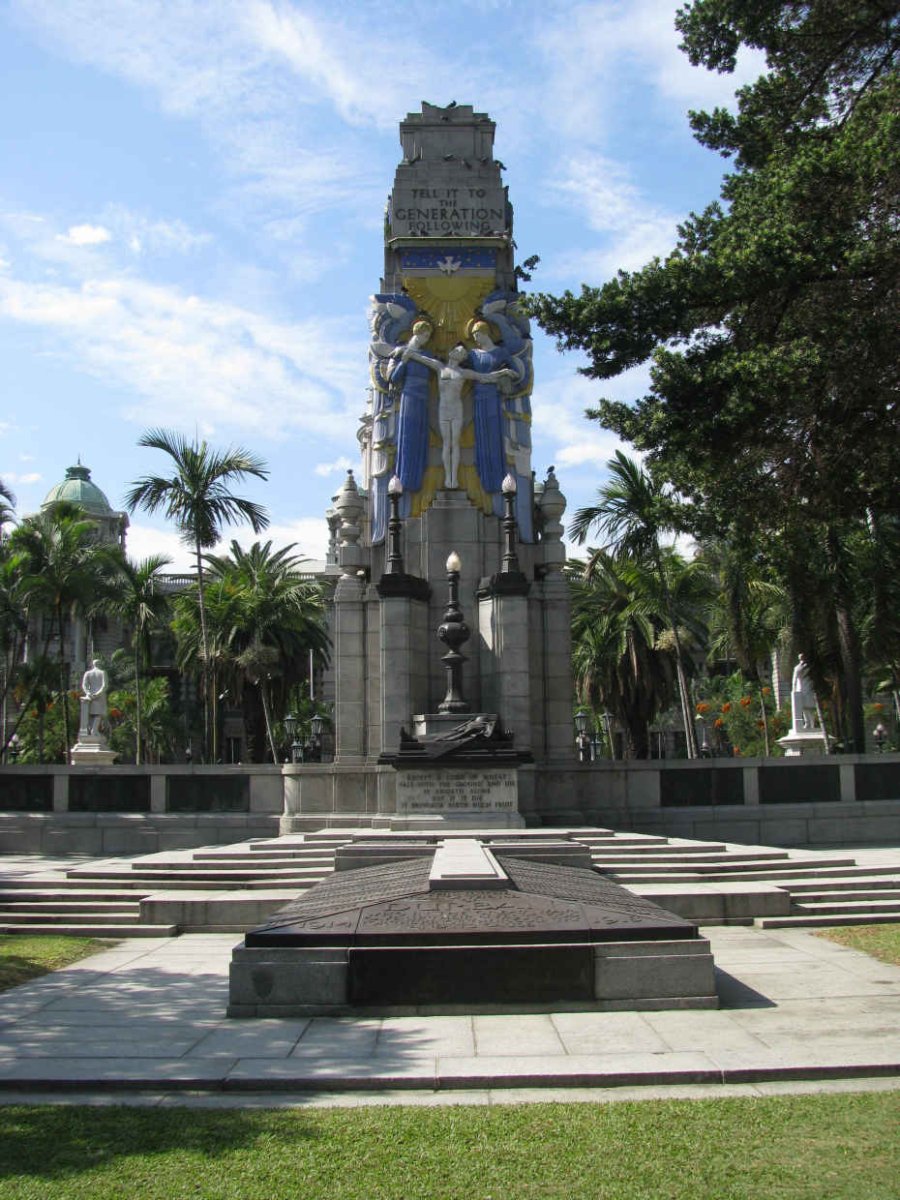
[0,478,16,539]
[570,553,675,759]
[178,541,329,762]
[702,534,787,685]
[102,553,172,764]
[8,501,107,755]
[125,429,269,760]
[572,452,700,756]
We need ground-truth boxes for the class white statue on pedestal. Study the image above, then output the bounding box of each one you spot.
[790,654,817,732]
[80,658,108,736]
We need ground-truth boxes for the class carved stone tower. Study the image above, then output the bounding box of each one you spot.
[285,104,576,830]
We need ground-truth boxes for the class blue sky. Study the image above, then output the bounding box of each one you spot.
[0,0,762,569]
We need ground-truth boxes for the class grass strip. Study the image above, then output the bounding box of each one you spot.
[815,924,900,966]
[0,1092,897,1200]
[0,935,108,993]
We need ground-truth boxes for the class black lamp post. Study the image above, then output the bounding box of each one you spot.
[386,475,404,575]
[437,551,470,713]
[284,713,303,764]
[574,709,591,763]
[500,473,520,575]
[308,713,325,762]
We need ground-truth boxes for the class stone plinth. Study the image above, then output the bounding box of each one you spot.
[69,735,117,766]
[778,730,830,757]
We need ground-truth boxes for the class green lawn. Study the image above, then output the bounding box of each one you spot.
[815,924,900,966]
[0,935,108,993]
[0,1094,897,1200]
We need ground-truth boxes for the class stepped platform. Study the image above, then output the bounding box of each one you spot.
[1,830,899,935]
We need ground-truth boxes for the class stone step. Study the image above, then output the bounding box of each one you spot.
[792,898,900,915]
[192,850,335,862]
[0,922,177,937]
[128,858,327,872]
[606,857,860,879]
[64,871,324,891]
[590,850,788,864]
[789,886,900,903]
[755,911,900,929]
[0,908,139,924]
[572,836,671,847]
[70,866,330,883]
[0,888,142,901]
[0,900,140,914]
[781,875,900,893]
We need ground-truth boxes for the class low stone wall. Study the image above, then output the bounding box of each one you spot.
[535,754,900,847]
[1,755,899,853]
[0,765,282,854]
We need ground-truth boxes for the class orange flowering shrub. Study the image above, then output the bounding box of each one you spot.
[696,702,711,715]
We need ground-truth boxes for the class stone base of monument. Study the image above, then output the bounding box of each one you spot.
[69,734,118,766]
[391,765,524,830]
[228,841,718,1016]
[778,729,831,757]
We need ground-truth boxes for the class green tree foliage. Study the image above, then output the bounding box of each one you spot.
[569,545,711,759]
[173,541,329,762]
[126,429,269,760]
[530,2,898,752]
[571,452,705,756]
[101,554,173,764]
[6,502,108,753]
[107,672,179,765]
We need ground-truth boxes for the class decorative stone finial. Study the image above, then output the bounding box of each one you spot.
[537,466,567,574]
[334,470,364,575]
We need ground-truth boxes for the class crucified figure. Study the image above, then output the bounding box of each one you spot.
[402,343,516,489]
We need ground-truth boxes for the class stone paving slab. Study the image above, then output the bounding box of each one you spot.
[0,926,897,1101]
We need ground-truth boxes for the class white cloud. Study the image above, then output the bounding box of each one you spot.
[104,209,211,257]
[0,269,365,440]
[0,471,42,485]
[10,0,518,246]
[228,517,329,565]
[127,514,330,574]
[124,522,194,572]
[58,223,112,246]
[535,0,766,145]
[544,154,679,278]
[314,456,353,477]
[532,371,631,475]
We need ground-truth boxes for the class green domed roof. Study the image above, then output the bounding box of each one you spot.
[42,463,114,515]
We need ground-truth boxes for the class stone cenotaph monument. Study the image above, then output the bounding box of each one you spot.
[282,104,576,831]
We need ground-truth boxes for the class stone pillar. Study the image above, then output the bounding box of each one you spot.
[333,471,368,763]
[378,590,430,755]
[535,468,575,764]
[478,581,532,755]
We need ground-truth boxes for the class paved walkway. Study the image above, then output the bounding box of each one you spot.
[0,924,898,1107]
[1,846,899,1108]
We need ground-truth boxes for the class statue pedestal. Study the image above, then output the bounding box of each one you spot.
[70,734,118,766]
[778,729,830,757]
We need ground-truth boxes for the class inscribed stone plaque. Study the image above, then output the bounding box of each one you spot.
[395,768,518,815]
